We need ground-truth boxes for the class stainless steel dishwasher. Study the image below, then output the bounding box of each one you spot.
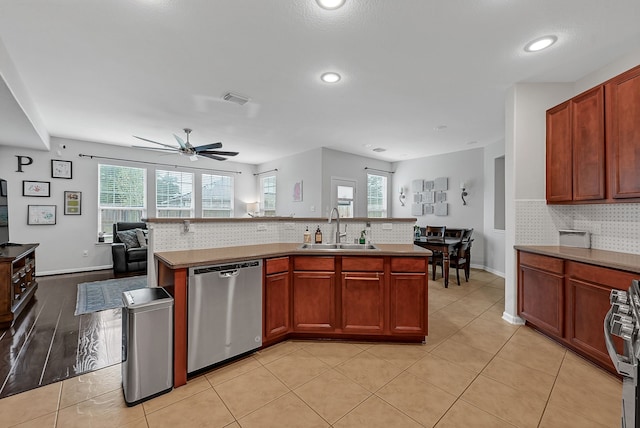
[187,259,262,374]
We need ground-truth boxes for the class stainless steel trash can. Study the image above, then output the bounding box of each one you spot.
[122,287,174,406]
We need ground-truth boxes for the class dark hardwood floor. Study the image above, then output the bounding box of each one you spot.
[0,270,134,398]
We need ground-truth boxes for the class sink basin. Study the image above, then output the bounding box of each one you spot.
[298,243,379,251]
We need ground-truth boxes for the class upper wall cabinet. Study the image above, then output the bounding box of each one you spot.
[606,65,640,199]
[546,64,640,204]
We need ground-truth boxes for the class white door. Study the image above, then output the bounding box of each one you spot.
[330,178,356,218]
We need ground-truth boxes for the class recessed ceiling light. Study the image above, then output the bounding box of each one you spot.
[316,0,346,10]
[321,72,341,83]
[524,35,558,52]
[372,147,386,153]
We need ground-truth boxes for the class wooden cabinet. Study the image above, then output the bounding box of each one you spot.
[0,244,39,328]
[517,252,564,337]
[389,257,428,335]
[546,64,640,204]
[606,64,640,199]
[292,256,336,332]
[517,249,632,374]
[263,257,290,342]
[341,257,385,334]
[546,86,605,202]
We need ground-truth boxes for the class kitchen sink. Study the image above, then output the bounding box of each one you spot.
[298,243,379,251]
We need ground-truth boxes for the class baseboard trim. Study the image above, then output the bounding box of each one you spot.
[502,311,525,325]
[38,265,112,277]
[482,266,505,278]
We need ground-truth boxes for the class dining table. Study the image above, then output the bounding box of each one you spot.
[414,236,469,288]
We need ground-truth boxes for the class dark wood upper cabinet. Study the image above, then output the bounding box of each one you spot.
[606,64,640,199]
[546,101,573,202]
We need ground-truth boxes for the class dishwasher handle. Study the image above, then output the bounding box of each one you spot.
[219,269,239,278]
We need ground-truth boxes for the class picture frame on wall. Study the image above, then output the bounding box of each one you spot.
[64,191,82,215]
[292,180,303,202]
[28,205,56,225]
[0,179,6,197]
[51,159,72,179]
[22,180,50,197]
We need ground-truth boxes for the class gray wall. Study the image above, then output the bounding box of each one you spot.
[483,140,506,276]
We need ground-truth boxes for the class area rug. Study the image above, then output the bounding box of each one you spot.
[75,275,147,315]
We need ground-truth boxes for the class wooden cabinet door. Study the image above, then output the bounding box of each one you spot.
[389,273,427,335]
[292,271,336,332]
[264,271,290,341]
[571,86,605,201]
[606,64,640,199]
[341,272,385,334]
[546,101,573,202]
[518,253,564,338]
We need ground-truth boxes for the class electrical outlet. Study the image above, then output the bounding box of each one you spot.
[82,250,88,257]
[257,224,267,231]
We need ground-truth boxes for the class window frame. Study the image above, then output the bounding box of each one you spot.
[367,173,388,218]
[155,169,195,218]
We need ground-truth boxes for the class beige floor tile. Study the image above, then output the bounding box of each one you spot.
[334,350,404,392]
[376,372,457,427]
[204,355,262,386]
[497,339,565,377]
[334,395,422,428]
[238,392,329,428]
[364,342,428,369]
[448,324,511,355]
[145,388,233,428]
[9,411,57,428]
[407,353,478,396]
[508,325,565,352]
[293,368,371,424]
[481,356,555,402]
[253,341,304,365]
[60,363,122,408]
[461,375,546,428]
[224,423,240,428]
[467,286,506,303]
[121,417,149,427]
[446,298,494,317]
[56,389,145,428]
[0,382,61,427]
[435,399,517,428]
[429,306,478,329]
[466,316,519,339]
[423,323,458,350]
[214,366,288,419]
[143,375,211,414]
[430,337,495,373]
[539,401,612,428]
[302,341,365,366]
[486,277,505,288]
[264,348,330,389]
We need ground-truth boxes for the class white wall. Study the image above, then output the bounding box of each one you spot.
[0,137,256,274]
[391,148,486,268]
[483,140,506,276]
[256,148,323,217]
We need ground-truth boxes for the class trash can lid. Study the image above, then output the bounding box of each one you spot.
[123,287,173,309]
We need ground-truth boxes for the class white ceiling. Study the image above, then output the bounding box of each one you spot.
[0,0,639,164]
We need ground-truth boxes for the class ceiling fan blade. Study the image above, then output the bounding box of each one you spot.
[199,150,239,157]
[132,135,177,149]
[131,145,178,153]
[173,134,187,150]
[194,142,223,152]
[198,153,227,161]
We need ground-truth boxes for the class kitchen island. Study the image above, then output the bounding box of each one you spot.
[155,243,432,387]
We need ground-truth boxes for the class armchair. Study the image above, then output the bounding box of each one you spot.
[112,222,148,274]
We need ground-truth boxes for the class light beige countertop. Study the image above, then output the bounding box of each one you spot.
[155,243,431,269]
[515,245,640,274]
[145,217,418,223]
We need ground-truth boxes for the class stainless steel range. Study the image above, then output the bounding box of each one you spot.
[605,279,640,428]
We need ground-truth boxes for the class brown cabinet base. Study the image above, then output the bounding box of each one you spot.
[0,244,39,329]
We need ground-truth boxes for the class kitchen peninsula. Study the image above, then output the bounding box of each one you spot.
[149,217,430,388]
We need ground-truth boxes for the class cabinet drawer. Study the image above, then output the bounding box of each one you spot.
[519,252,564,275]
[265,257,289,275]
[390,257,426,273]
[342,257,384,272]
[566,261,637,289]
[293,256,335,271]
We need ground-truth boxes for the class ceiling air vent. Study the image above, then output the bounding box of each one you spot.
[222,92,250,105]
[372,147,386,152]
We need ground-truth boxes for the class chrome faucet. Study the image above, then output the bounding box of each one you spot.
[328,207,347,244]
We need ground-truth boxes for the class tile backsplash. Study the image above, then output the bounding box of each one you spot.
[516,200,640,255]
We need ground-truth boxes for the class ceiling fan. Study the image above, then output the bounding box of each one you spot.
[132,128,239,161]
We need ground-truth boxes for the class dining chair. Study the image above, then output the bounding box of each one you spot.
[438,228,473,285]
[425,225,445,239]
[425,226,446,280]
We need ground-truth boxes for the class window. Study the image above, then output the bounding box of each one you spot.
[261,175,276,216]
[202,174,233,217]
[98,164,146,239]
[156,170,194,218]
[367,173,388,217]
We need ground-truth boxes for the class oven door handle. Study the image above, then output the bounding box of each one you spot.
[604,306,635,377]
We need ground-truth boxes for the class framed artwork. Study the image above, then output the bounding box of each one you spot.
[293,180,303,202]
[28,205,56,225]
[64,191,82,215]
[23,180,50,197]
[51,159,72,179]
[0,180,6,197]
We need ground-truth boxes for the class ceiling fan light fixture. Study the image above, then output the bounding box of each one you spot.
[223,92,250,105]
[321,72,341,83]
[316,0,346,10]
[524,35,558,52]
